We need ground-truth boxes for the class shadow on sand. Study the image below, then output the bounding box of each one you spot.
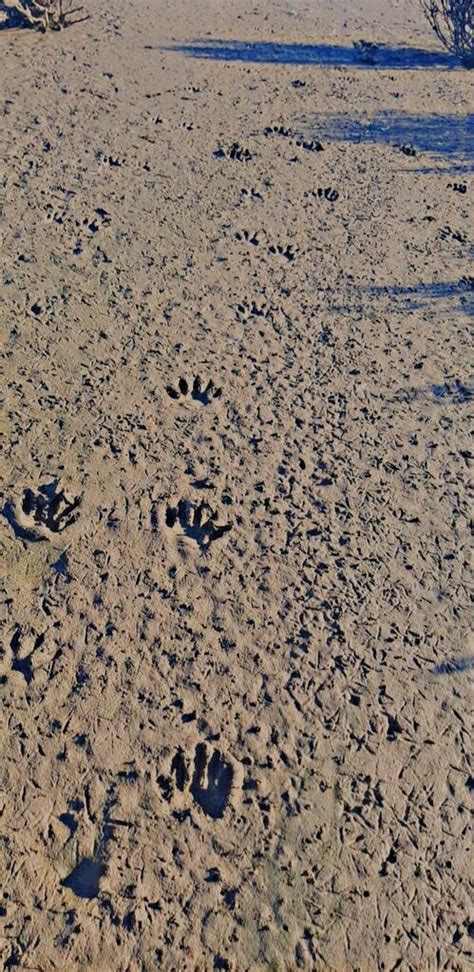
[366,280,474,318]
[305,111,474,170]
[170,39,459,71]
[393,379,473,406]
[0,5,27,29]
[169,43,471,168]
[432,656,474,675]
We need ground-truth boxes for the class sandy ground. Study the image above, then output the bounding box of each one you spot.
[0,0,472,969]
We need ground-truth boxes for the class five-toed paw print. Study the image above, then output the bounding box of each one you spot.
[165,376,222,405]
[6,482,82,542]
[314,186,339,203]
[165,499,232,549]
[168,742,239,819]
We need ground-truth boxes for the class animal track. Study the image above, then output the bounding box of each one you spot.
[5,625,55,685]
[396,143,417,157]
[97,152,125,168]
[240,187,263,202]
[235,230,297,261]
[235,228,260,246]
[267,243,298,262]
[78,208,111,235]
[263,126,323,152]
[236,299,271,320]
[29,299,50,319]
[353,39,379,64]
[44,204,67,225]
[264,125,293,138]
[61,788,116,900]
[431,380,473,404]
[169,743,236,818]
[440,225,467,244]
[6,483,82,541]
[165,376,222,405]
[214,143,253,162]
[314,187,339,202]
[295,137,323,153]
[393,379,473,406]
[165,499,232,549]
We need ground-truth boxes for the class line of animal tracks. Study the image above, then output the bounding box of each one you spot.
[0,0,472,969]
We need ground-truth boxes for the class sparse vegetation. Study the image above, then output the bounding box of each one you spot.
[420,0,474,66]
[3,0,88,30]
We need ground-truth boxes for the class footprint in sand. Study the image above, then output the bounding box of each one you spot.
[293,137,323,153]
[78,208,111,235]
[263,126,323,155]
[267,242,298,262]
[165,499,232,550]
[236,299,270,321]
[44,203,67,225]
[61,788,117,900]
[214,143,253,162]
[264,124,294,138]
[440,225,467,244]
[235,228,260,246]
[3,482,82,542]
[97,151,125,168]
[169,743,238,819]
[165,375,222,405]
[395,142,417,157]
[314,186,339,203]
[6,625,54,686]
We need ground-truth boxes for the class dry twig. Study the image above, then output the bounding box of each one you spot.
[420,0,474,66]
[3,0,89,30]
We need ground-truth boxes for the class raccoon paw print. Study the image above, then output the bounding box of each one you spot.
[214,143,253,162]
[263,125,293,138]
[165,499,231,550]
[170,743,238,819]
[235,229,260,246]
[165,375,222,405]
[315,187,339,203]
[293,137,324,153]
[5,482,82,542]
[267,243,297,262]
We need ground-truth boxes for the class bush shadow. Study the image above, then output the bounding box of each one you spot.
[170,39,459,70]
[366,280,474,318]
[305,111,474,170]
[0,4,28,29]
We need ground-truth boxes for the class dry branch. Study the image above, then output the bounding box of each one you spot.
[420,0,474,66]
[3,0,89,30]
